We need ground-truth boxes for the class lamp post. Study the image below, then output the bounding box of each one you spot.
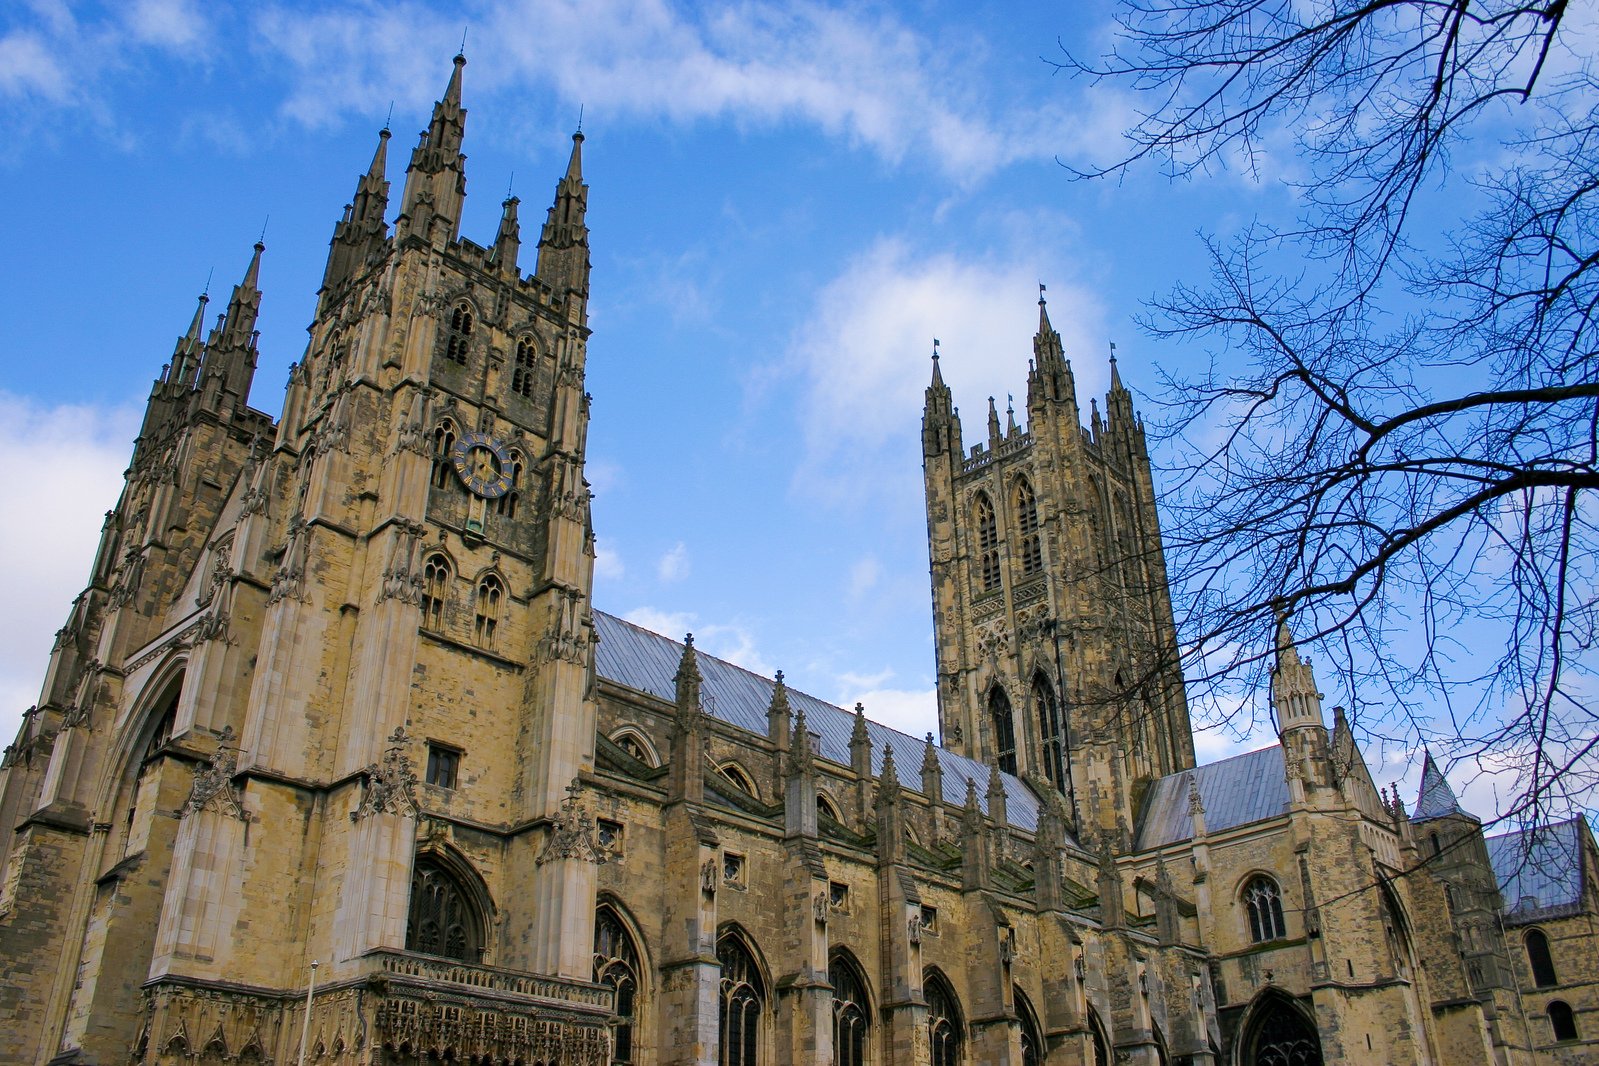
[296,960,319,1066]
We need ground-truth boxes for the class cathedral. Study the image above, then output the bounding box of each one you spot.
[1,56,1596,1066]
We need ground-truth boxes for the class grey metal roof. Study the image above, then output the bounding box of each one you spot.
[1412,751,1467,822]
[1486,817,1590,922]
[592,611,1045,835]
[1135,745,1290,850]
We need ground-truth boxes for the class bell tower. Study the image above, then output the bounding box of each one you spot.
[922,290,1193,844]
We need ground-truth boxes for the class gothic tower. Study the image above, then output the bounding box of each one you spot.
[922,291,1193,845]
[0,56,611,1064]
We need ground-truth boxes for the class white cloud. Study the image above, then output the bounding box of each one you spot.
[125,0,206,50]
[622,606,697,641]
[0,395,140,744]
[846,685,938,739]
[656,540,690,583]
[620,606,774,678]
[846,556,880,601]
[0,31,70,101]
[593,541,624,581]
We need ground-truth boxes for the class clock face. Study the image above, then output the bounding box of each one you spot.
[449,431,514,499]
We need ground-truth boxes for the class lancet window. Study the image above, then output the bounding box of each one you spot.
[925,970,963,1066]
[975,493,1001,592]
[990,686,1017,775]
[494,451,523,518]
[717,933,765,1066]
[1014,478,1043,575]
[594,907,642,1063]
[512,337,536,397]
[474,575,503,650]
[406,858,480,961]
[445,304,473,365]
[421,555,450,632]
[1244,876,1287,942]
[1016,988,1045,1066]
[1526,928,1557,987]
[431,420,457,489]
[1033,674,1066,793]
[829,953,870,1066]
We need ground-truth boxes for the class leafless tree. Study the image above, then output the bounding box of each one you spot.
[1065,0,1598,823]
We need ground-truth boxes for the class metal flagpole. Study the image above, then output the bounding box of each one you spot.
[296,960,319,1066]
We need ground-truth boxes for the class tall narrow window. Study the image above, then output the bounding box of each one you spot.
[1244,876,1287,942]
[990,687,1017,775]
[1549,1000,1578,1042]
[975,493,1000,592]
[595,908,642,1063]
[718,933,765,1066]
[512,337,536,397]
[474,575,503,650]
[406,858,480,961]
[1014,478,1043,575]
[1526,929,1558,987]
[431,420,458,489]
[1016,988,1044,1066]
[421,555,450,632]
[494,452,523,517]
[1033,674,1066,793]
[446,304,472,364]
[829,953,870,1066]
[925,971,963,1066]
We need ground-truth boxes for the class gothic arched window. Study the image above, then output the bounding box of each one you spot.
[1241,994,1323,1066]
[474,575,503,650]
[494,451,523,517]
[421,554,450,632]
[1088,1006,1111,1066]
[1525,929,1557,987]
[1244,876,1287,942]
[595,907,642,1063]
[446,304,473,365]
[989,687,1017,775]
[925,970,963,1066]
[1033,674,1066,793]
[829,952,871,1066]
[431,420,457,489]
[512,337,536,397]
[1549,1000,1578,1042]
[975,493,1000,592]
[1013,478,1042,576]
[816,792,842,824]
[406,858,481,961]
[1016,987,1044,1066]
[718,932,766,1066]
[1379,883,1414,977]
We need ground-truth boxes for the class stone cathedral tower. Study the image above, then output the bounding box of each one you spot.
[0,57,613,1064]
[922,293,1195,844]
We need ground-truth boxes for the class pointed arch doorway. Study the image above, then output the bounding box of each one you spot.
[1240,993,1323,1066]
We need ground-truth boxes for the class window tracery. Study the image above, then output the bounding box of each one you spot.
[421,554,450,632]
[829,953,870,1066]
[594,907,642,1063]
[718,933,765,1066]
[989,686,1017,775]
[925,970,963,1066]
[1014,478,1042,575]
[494,451,523,517]
[1244,876,1287,942]
[1033,674,1065,793]
[406,858,480,961]
[975,493,1000,592]
[474,575,503,650]
[445,304,473,365]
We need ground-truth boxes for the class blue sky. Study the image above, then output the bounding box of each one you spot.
[0,0,1559,818]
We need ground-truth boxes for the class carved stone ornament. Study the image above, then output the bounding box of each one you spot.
[537,588,589,665]
[186,734,246,820]
[269,519,309,605]
[394,388,433,457]
[378,522,427,605]
[907,913,924,945]
[352,728,419,820]
[535,778,616,867]
[701,858,718,897]
[813,890,829,925]
[1000,927,1017,966]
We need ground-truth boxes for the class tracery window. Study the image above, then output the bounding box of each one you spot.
[718,763,758,798]
[1526,928,1558,987]
[446,304,473,365]
[829,953,870,1066]
[975,493,1000,592]
[1014,478,1043,575]
[1244,876,1287,943]
[494,452,523,517]
[816,792,842,824]
[1016,987,1044,1066]
[1549,1000,1578,1042]
[474,575,503,650]
[990,686,1017,775]
[612,730,656,767]
[512,337,536,397]
[1242,995,1323,1066]
[925,970,963,1066]
[594,907,642,1063]
[1088,1007,1111,1066]
[431,420,458,489]
[421,554,450,632]
[718,933,765,1066]
[1033,674,1066,793]
[406,858,480,961]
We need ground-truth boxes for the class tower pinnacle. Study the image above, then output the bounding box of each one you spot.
[398,55,469,242]
[536,131,590,297]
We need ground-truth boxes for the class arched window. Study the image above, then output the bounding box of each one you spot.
[1241,994,1323,1066]
[1033,674,1065,793]
[124,678,181,857]
[612,730,657,768]
[446,304,472,364]
[989,687,1017,775]
[431,420,457,489]
[1244,876,1287,942]
[718,932,765,1066]
[718,764,758,799]
[494,451,523,517]
[1378,883,1413,977]
[421,554,449,632]
[925,970,963,1066]
[511,337,536,397]
[406,858,481,961]
[1525,928,1558,987]
[595,907,642,1063]
[816,792,842,824]
[975,494,1000,592]
[829,952,870,1066]
[474,575,503,650]
[1015,987,1044,1066]
[1088,1006,1111,1066]
[1014,478,1043,575]
[1549,1000,1578,1042]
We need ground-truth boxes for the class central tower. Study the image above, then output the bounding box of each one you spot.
[922,294,1193,844]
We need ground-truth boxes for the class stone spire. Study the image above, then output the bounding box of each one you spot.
[536,132,589,297]
[673,632,702,714]
[1028,284,1075,408]
[987,396,1002,449]
[196,243,263,419]
[398,54,469,242]
[1413,750,1468,822]
[922,341,960,458]
[322,127,391,291]
[170,293,209,388]
[492,194,521,276]
[1271,614,1324,732]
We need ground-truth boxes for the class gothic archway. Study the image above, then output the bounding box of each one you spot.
[405,856,485,961]
[1240,992,1323,1066]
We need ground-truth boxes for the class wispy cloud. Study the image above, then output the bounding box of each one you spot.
[621,606,775,678]
[656,540,690,583]
[593,542,625,581]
